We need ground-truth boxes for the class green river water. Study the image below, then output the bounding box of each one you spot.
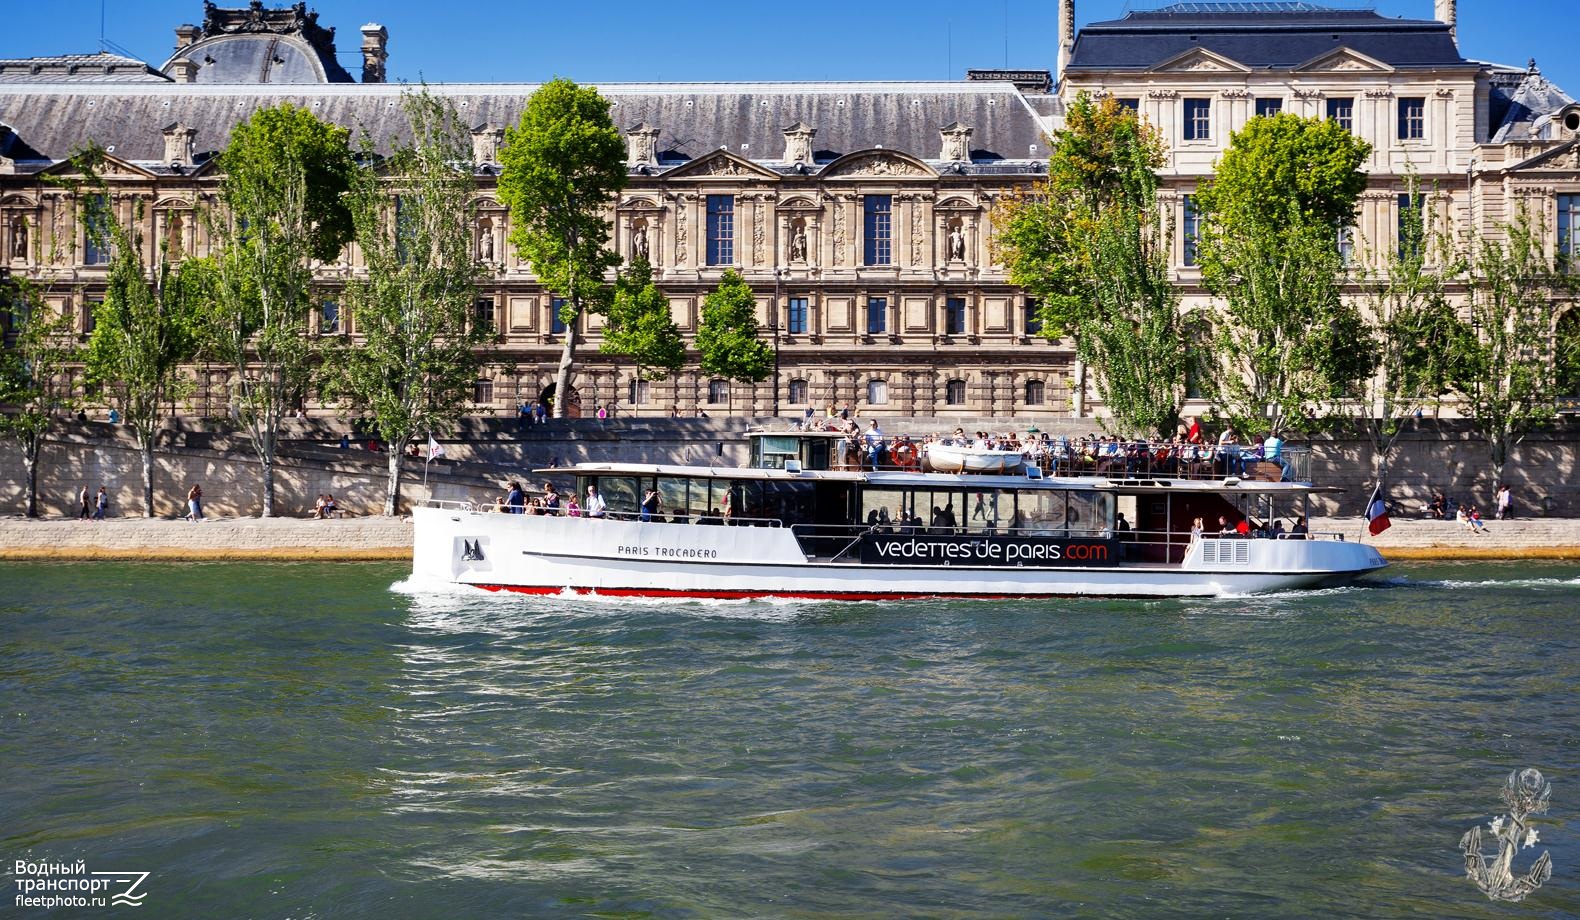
[1,561,1577,918]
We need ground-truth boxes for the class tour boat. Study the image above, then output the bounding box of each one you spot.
[411,431,1386,600]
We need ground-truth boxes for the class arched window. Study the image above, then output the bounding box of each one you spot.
[473,378,494,404]
[866,378,889,405]
[787,378,808,404]
[945,379,967,405]
[1024,379,1045,406]
[707,379,729,404]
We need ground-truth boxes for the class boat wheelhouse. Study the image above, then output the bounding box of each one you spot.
[411,430,1385,599]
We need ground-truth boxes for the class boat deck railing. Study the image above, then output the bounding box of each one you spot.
[817,441,1312,482]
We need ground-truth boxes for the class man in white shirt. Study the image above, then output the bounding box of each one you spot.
[585,485,607,518]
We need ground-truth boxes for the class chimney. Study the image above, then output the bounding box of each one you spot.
[472,123,504,166]
[626,123,660,169]
[174,24,200,49]
[782,122,816,167]
[169,59,199,84]
[162,122,197,167]
[1057,0,1076,87]
[360,23,388,84]
[1435,0,1457,43]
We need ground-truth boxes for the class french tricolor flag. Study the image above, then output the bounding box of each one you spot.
[1366,483,1392,536]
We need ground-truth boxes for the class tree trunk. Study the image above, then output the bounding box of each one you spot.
[261,451,276,518]
[553,318,580,420]
[385,446,405,517]
[139,436,156,518]
[23,435,40,519]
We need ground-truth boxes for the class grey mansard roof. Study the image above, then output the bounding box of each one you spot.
[0,52,171,84]
[1487,63,1576,143]
[0,81,1051,171]
[1067,3,1470,72]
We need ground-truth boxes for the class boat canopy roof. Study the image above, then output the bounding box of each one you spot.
[537,461,1340,494]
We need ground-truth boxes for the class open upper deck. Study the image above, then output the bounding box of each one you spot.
[746,429,1317,486]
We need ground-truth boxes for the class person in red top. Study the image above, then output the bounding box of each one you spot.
[1184,415,1203,444]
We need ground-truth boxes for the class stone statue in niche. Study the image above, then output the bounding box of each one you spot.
[165,212,184,257]
[789,221,807,262]
[632,222,649,260]
[948,223,965,262]
[479,226,494,262]
[10,216,26,260]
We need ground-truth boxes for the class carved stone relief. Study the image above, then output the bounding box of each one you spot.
[752,203,765,267]
[696,156,751,177]
[832,154,927,178]
[910,202,923,263]
[831,199,846,266]
[674,196,688,265]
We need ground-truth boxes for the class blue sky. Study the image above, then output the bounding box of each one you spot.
[5,1,1577,94]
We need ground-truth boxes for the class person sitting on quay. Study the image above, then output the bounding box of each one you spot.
[1464,505,1489,534]
[312,494,328,519]
[1426,491,1446,519]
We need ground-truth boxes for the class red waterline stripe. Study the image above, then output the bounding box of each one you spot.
[471,584,1131,601]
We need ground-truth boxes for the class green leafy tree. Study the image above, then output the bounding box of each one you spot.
[497,78,627,418]
[72,153,208,517]
[696,270,772,412]
[205,102,356,516]
[997,93,1189,436]
[0,279,78,518]
[1194,113,1376,436]
[1449,210,1579,488]
[334,89,493,516]
[601,257,685,383]
[1348,175,1464,493]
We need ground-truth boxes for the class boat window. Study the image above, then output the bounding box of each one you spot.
[757,436,801,470]
[599,476,641,516]
[962,490,1010,534]
[759,480,818,527]
[861,487,913,531]
[659,477,690,522]
[1015,490,1066,536]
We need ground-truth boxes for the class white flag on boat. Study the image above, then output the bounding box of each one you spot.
[427,434,445,462]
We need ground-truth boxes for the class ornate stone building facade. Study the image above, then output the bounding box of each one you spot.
[2,1,1576,419]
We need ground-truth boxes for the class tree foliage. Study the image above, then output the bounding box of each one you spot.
[334,89,492,516]
[206,102,355,516]
[497,78,627,418]
[697,270,772,388]
[0,278,78,518]
[1448,210,1579,486]
[1348,174,1464,489]
[81,167,209,517]
[996,94,1189,436]
[1193,113,1376,435]
[601,257,685,381]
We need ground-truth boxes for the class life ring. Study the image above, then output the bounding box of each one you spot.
[892,441,918,470]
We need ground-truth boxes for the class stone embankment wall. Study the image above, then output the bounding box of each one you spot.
[0,517,412,560]
[1,415,1576,519]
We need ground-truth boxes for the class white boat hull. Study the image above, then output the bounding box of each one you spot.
[412,507,1387,600]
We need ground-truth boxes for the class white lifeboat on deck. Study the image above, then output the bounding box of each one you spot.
[921,443,1026,474]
